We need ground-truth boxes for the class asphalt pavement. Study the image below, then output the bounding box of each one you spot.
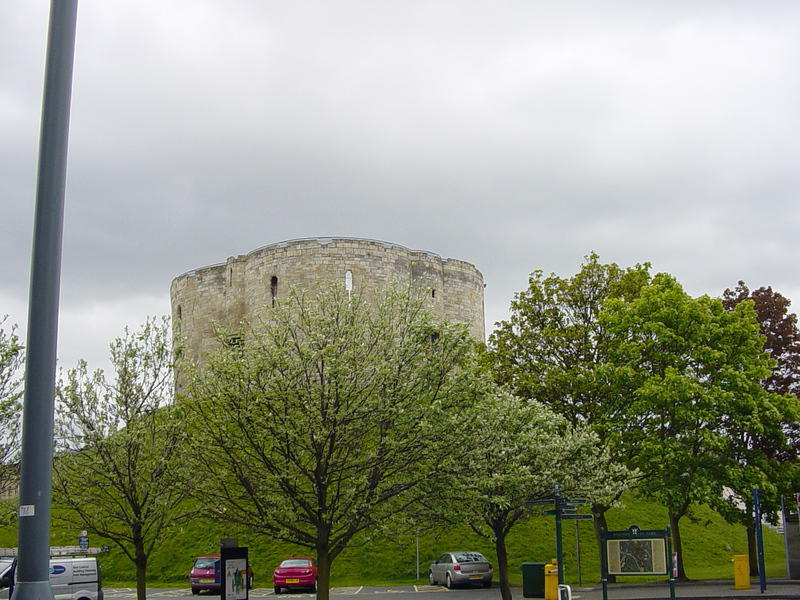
[564,578,800,600]
[100,579,800,600]
[3,580,798,600]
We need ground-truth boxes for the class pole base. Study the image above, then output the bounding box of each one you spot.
[10,581,55,600]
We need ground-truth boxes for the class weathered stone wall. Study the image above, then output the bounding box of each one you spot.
[170,238,485,367]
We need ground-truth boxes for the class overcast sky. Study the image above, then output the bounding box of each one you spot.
[2,1,799,375]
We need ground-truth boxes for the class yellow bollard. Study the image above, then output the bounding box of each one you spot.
[544,559,559,600]
[733,555,750,590]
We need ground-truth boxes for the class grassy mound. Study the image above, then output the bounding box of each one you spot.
[0,494,787,587]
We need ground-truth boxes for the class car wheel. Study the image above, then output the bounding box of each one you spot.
[428,571,435,586]
[191,590,200,596]
[483,581,491,589]
[446,573,454,589]
[274,586,281,595]
[312,580,318,593]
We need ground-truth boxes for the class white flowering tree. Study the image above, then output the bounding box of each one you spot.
[425,391,631,600]
[0,316,23,519]
[53,317,193,600]
[184,286,488,600]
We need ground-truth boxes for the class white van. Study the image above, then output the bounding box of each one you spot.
[0,556,103,600]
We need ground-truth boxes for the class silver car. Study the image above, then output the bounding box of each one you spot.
[428,551,493,589]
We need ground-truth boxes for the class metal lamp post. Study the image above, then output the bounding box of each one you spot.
[12,3,78,600]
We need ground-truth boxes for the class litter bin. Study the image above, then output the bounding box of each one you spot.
[544,560,559,600]
[522,562,547,598]
[733,555,750,590]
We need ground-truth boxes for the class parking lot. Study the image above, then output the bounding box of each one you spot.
[103,586,498,600]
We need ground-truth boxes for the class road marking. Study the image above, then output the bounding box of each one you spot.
[103,584,490,597]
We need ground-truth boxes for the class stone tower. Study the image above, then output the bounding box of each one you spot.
[170,237,485,366]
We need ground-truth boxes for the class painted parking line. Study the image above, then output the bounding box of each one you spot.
[333,586,363,595]
[104,584,472,597]
[414,586,448,593]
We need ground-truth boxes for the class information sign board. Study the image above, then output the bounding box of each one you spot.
[606,538,666,575]
[602,526,669,576]
[220,546,249,600]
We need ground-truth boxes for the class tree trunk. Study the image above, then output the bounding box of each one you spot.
[668,510,688,581]
[134,539,148,600]
[316,543,332,600]
[494,531,513,600]
[592,504,615,584]
[746,523,758,576]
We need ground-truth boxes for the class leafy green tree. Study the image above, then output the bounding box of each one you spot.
[184,286,487,600]
[423,390,630,600]
[487,253,650,547]
[601,274,781,579]
[0,316,23,519]
[722,281,800,449]
[53,317,193,600]
[720,281,800,574]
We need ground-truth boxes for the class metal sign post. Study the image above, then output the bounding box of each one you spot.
[753,489,767,593]
[575,520,582,587]
[666,526,676,600]
[529,484,592,587]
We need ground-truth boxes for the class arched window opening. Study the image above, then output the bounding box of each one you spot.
[431,289,436,298]
[270,276,278,307]
[177,305,182,320]
[345,270,353,296]
[229,268,233,286]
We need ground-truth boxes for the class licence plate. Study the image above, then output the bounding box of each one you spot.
[286,579,300,584]
[200,579,214,583]
[469,575,483,580]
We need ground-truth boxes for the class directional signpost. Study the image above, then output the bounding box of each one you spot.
[527,484,593,586]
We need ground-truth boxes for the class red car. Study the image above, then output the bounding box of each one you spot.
[273,557,317,594]
[190,555,220,595]
[190,555,253,595]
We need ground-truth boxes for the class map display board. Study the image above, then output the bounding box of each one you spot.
[603,526,669,576]
[601,526,675,600]
[606,538,666,575]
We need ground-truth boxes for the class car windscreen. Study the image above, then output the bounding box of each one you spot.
[194,558,217,569]
[0,559,12,575]
[280,559,310,567]
[454,553,486,563]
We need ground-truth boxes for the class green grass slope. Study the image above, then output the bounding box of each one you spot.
[0,495,787,587]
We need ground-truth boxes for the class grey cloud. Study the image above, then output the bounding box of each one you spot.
[2,0,800,371]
